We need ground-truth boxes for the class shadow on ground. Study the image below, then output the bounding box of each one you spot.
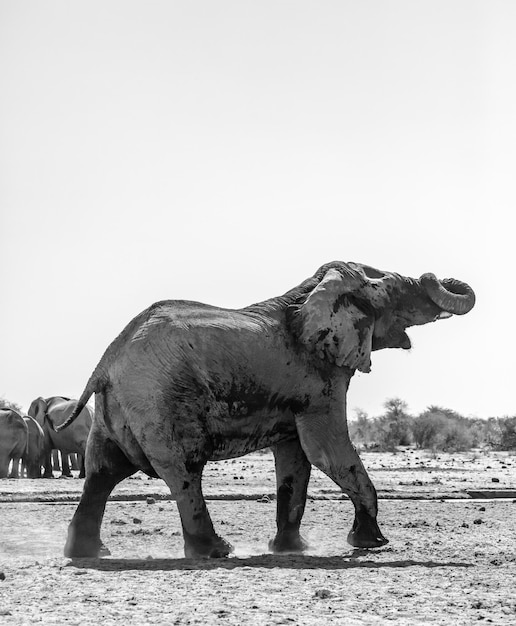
[67,552,474,572]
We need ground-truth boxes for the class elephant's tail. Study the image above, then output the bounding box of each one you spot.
[53,367,107,433]
[54,303,154,433]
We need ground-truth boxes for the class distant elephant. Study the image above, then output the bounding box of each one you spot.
[59,261,475,558]
[0,408,28,478]
[28,396,93,478]
[22,416,46,478]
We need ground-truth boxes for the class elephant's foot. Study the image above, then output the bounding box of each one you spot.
[347,509,388,549]
[60,474,73,479]
[269,532,309,554]
[64,525,107,558]
[183,533,233,559]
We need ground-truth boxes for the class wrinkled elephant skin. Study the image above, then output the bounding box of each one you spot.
[61,261,475,558]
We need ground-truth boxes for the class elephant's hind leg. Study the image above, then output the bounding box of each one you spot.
[269,439,311,553]
[151,456,233,559]
[64,426,136,558]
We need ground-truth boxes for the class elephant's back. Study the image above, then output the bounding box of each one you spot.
[0,410,28,454]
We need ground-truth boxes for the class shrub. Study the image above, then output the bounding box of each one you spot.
[412,411,449,449]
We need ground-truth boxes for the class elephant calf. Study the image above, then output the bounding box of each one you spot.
[59,261,475,558]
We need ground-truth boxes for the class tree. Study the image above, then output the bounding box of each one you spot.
[412,410,449,449]
[375,398,413,450]
[0,396,23,413]
[349,409,374,449]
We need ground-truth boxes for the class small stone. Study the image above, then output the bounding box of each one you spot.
[133,517,142,524]
[473,518,483,525]
[0,572,5,581]
[146,497,156,505]
[479,506,486,512]
[314,588,332,599]
[491,477,500,483]
[461,522,469,528]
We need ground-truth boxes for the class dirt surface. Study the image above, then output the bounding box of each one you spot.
[1,450,516,625]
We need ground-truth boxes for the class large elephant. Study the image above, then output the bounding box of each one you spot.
[0,408,28,478]
[59,261,475,558]
[28,397,93,478]
[22,416,46,478]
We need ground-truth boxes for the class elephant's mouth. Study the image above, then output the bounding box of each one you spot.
[372,327,412,351]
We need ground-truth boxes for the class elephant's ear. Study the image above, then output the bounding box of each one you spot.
[28,397,47,422]
[295,268,374,372]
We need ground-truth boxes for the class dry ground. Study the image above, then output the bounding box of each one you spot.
[1,450,515,625]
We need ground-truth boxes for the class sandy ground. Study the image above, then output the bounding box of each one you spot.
[1,450,515,625]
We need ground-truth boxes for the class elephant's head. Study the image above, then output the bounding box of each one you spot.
[27,397,48,426]
[288,261,475,373]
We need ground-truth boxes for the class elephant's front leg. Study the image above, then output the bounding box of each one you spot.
[42,451,53,478]
[269,439,311,553]
[296,412,388,549]
[78,454,86,479]
[61,453,72,478]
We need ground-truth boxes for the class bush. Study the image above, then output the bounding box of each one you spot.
[489,416,516,450]
[412,411,449,449]
[437,420,474,452]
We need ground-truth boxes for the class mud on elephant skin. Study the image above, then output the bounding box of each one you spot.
[59,260,475,558]
[28,396,93,478]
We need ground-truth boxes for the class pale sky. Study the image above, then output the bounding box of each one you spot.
[1,1,515,419]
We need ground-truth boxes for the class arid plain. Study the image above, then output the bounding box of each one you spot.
[1,450,515,625]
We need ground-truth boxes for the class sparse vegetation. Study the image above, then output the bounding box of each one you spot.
[349,397,516,452]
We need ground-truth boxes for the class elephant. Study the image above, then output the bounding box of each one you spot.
[28,396,93,478]
[50,449,81,477]
[58,260,475,558]
[0,408,28,478]
[22,416,46,478]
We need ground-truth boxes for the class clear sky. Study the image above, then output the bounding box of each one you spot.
[1,1,515,419]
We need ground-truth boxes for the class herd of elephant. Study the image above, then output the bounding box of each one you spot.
[0,397,93,479]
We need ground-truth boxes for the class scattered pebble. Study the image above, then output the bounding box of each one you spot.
[314,589,332,599]
[146,497,156,505]
[0,572,5,581]
[461,522,469,528]
[491,477,500,483]
[256,495,271,503]
[479,506,486,512]
[133,517,142,524]
[473,518,484,525]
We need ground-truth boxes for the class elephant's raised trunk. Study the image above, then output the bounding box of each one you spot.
[419,273,476,315]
